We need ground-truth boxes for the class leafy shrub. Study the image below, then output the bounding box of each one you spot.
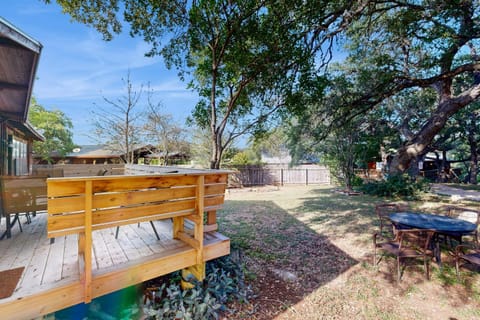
[144,283,220,320]
[359,174,430,199]
[143,254,251,319]
[351,174,364,187]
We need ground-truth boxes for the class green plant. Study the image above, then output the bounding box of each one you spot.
[205,255,251,305]
[143,255,251,319]
[351,174,364,187]
[360,174,430,199]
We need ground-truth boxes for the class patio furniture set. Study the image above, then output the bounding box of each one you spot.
[373,203,480,281]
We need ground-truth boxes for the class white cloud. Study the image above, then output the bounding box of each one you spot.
[5,0,199,144]
[35,30,169,99]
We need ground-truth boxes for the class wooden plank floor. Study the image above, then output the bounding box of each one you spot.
[0,214,182,297]
[0,213,229,319]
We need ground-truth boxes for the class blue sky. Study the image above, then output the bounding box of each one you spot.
[2,0,198,145]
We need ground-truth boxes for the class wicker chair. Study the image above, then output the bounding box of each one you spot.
[374,228,435,281]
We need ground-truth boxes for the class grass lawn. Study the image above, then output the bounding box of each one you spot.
[216,185,480,320]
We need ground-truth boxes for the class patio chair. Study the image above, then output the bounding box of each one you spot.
[0,176,47,239]
[444,206,480,246]
[373,203,403,266]
[455,244,480,276]
[374,228,435,281]
[375,203,405,239]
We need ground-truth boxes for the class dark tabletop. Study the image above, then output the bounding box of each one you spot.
[389,212,477,234]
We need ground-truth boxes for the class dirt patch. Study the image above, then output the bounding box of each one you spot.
[218,185,480,320]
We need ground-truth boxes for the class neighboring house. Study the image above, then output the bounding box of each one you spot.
[260,151,292,167]
[260,151,320,168]
[144,151,190,165]
[0,17,43,176]
[37,144,179,165]
[39,145,125,164]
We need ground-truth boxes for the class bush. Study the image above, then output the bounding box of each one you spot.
[359,174,430,199]
[143,254,251,320]
[351,174,364,187]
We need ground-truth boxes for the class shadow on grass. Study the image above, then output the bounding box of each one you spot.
[217,196,358,319]
[218,186,480,319]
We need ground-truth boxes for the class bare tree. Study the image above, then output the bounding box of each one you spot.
[91,72,145,164]
[143,92,189,165]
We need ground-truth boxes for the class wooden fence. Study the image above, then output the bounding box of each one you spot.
[32,164,330,187]
[229,166,330,186]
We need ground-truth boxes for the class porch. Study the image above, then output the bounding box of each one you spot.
[0,171,231,319]
[0,214,229,319]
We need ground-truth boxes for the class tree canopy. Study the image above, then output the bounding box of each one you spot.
[289,0,480,175]
[28,98,75,163]
[47,0,480,172]
[45,0,361,168]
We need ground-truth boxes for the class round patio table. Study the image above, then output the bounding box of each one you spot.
[389,212,477,234]
[389,212,477,267]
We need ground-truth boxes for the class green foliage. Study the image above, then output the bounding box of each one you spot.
[145,284,220,320]
[227,150,261,167]
[144,255,251,319]
[360,174,430,200]
[28,98,75,163]
[288,1,480,175]
[228,152,251,166]
[46,0,359,169]
[351,175,364,187]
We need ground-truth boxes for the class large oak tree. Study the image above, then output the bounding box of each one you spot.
[45,1,480,172]
[45,0,360,168]
[303,0,480,174]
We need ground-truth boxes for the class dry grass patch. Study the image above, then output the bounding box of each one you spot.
[217,185,480,320]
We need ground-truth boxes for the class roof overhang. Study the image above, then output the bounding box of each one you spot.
[4,118,45,141]
[0,17,42,122]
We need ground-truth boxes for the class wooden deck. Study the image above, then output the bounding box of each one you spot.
[0,213,230,319]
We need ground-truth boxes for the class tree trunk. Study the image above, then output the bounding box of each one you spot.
[468,113,478,184]
[390,84,480,174]
[406,156,421,178]
[468,143,478,184]
[210,133,223,169]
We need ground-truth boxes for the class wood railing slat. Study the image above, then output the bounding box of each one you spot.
[46,173,228,303]
[83,180,93,303]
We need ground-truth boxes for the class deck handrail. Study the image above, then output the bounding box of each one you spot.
[47,173,227,303]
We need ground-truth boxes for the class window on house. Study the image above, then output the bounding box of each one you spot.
[9,135,28,175]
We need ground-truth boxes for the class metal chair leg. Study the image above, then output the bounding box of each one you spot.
[149,221,160,240]
[15,214,22,232]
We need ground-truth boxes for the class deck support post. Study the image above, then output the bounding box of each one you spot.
[195,176,204,265]
[180,175,206,290]
[172,216,184,238]
[83,180,93,303]
[204,210,218,232]
[181,263,206,290]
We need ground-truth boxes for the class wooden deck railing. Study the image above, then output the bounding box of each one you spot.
[47,172,228,303]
